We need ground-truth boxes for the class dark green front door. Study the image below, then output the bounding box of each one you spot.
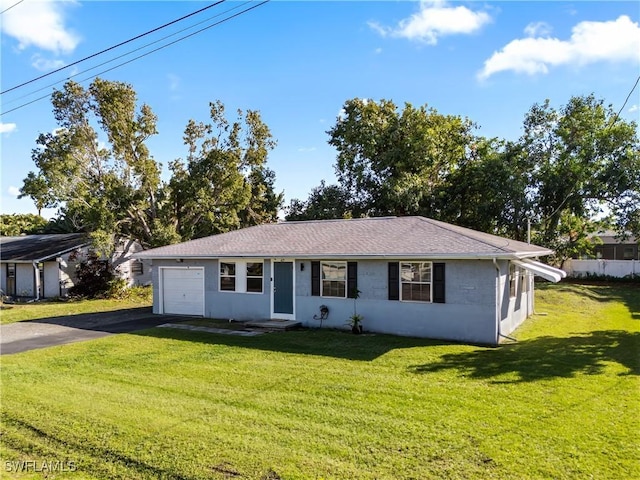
[273,262,294,316]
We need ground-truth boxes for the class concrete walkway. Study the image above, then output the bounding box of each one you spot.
[157,323,264,336]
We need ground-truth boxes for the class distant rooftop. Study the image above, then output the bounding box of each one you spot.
[592,231,638,244]
[0,234,89,262]
[137,216,552,260]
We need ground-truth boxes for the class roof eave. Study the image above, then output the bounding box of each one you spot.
[0,242,91,263]
[135,251,550,261]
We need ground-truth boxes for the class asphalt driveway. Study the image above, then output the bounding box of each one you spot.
[0,308,177,355]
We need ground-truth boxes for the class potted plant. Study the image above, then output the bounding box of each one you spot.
[348,288,364,334]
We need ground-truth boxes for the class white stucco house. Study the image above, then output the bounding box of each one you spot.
[136,216,565,345]
[0,234,151,299]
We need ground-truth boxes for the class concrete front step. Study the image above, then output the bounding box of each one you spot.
[245,319,302,331]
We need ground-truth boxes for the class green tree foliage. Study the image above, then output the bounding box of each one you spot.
[165,101,282,240]
[20,80,282,251]
[327,98,476,217]
[20,78,162,254]
[294,95,639,257]
[286,181,352,221]
[520,94,640,249]
[435,138,533,239]
[0,214,48,236]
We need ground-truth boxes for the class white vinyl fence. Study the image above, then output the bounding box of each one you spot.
[564,259,638,278]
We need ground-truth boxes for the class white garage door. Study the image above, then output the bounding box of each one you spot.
[161,268,204,316]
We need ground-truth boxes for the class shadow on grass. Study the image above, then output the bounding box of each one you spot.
[409,330,640,383]
[135,327,445,361]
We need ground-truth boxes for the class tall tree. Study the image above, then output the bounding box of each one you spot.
[285,181,352,221]
[435,138,533,239]
[521,94,640,247]
[166,101,281,240]
[20,78,162,253]
[327,98,476,216]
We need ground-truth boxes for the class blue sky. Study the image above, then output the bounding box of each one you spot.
[1,1,639,218]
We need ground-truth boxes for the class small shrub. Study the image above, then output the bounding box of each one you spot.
[567,272,640,284]
[106,277,129,299]
[124,285,153,302]
[68,253,115,298]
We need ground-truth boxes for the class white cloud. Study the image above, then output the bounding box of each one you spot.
[374,47,383,55]
[0,122,17,134]
[1,0,80,54]
[370,0,491,45]
[524,21,552,37]
[629,105,639,113]
[479,15,640,80]
[8,186,21,197]
[167,73,180,92]
[31,54,66,71]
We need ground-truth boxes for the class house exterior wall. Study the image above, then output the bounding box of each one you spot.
[0,264,7,294]
[43,261,61,298]
[295,259,498,345]
[151,259,271,319]
[112,239,152,286]
[499,261,534,338]
[58,253,80,296]
[151,257,506,344]
[15,263,34,297]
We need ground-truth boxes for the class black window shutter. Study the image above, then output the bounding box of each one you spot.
[347,262,358,298]
[433,262,445,303]
[311,261,320,296]
[388,262,399,301]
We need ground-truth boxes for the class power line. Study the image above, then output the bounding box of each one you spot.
[1,1,227,95]
[2,1,255,108]
[0,0,24,15]
[609,74,640,130]
[1,1,270,116]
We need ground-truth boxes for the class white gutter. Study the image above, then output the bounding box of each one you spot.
[512,259,566,283]
[135,252,551,261]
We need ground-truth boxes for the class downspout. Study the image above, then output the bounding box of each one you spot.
[493,258,501,345]
[32,261,40,301]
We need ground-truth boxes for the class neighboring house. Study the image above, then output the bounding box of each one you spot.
[563,231,639,278]
[592,231,639,260]
[136,216,565,345]
[0,234,151,299]
[111,237,152,287]
[0,234,90,299]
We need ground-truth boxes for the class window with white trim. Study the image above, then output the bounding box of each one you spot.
[400,262,432,302]
[246,262,263,293]
[220,262,236,291]
[509,264,517,298]
[219,260,263,293]
[321,261,346,298]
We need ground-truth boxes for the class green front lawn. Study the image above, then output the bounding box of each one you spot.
[1,283,638,479]
[1,288,151,325]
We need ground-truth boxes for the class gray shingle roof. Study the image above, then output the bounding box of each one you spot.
[0,234,89,262]
[137,217,552,260]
